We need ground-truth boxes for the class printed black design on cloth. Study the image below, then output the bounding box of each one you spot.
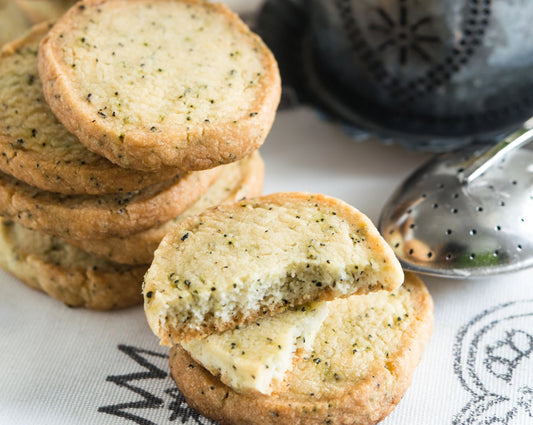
[165,387,212,424]
[98,344,215,425]
[453,300,533,425]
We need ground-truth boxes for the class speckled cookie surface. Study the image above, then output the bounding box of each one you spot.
[0,23,179,195]
[0,0,31,47]
[0,166,222,240]
[144,192,404,345]
[38,0,281,171]
[0,219,145,309]
[170,273,433,425]
[65,151,265,265]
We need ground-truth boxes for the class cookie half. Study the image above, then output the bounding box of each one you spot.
[0,23,179,195]
[170,273,433,425]
[144,192,404,345]
[39,0,281,171]
[0,166,222,240]
[0,219,145,309]
[64,152,264,265]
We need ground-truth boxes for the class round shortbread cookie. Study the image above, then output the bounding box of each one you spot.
[144,192,404,345]
[170,273,433,425]
[0,219,145,309]
[16,0,76,23]
[0,23,179,195]
[0,166,222,240]
[38,0,281,171]
[64,152,264,265]
[0,0,31,47]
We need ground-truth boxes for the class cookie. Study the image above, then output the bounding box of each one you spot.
[39,0,281,171]
[170,273,433,425]
[16,0,76,23]
[0,0,31,47]
[64,151,264,265]
[0,219,145,309]
[0,166,222,240]
[144,192,404,345]
[0,23,179,195]
[181,300,330,396]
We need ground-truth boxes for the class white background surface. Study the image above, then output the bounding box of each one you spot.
[1,0,533,423]
[1,107,533,425]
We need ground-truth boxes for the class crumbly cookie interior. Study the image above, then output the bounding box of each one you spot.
[144,195,402,344]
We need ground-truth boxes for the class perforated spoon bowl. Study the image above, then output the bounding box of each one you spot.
[379,119,533,277]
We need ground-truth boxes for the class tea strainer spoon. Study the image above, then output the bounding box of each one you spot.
[378,118,533,277]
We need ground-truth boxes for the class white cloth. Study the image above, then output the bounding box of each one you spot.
[2,0,533,416]
[1,107,532,425]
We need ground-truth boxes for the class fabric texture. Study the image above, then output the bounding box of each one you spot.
[1,0,532,422]
[2,107,532,425]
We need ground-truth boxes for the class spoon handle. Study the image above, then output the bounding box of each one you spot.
[460,117,533,184]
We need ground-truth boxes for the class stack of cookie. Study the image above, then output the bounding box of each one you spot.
[0,0,281,309]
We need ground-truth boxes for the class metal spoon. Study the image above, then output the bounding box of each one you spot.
[378,118,533,277]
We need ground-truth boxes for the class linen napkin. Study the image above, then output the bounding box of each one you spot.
[1,108,532,425]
